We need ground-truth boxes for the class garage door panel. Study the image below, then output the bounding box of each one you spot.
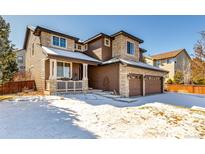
[129,74,143,97]
[145,76,162,95]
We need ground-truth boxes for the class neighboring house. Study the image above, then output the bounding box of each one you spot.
[144,55,154,66]
[23,26,168,97]
[147,49,191,84]
[15,49,26,72]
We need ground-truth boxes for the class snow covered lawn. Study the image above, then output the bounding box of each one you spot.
[0,93,205,139]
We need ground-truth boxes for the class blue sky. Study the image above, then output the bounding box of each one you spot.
[3,15,205,56]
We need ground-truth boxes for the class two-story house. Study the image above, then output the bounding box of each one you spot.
[23,26,168,97]
[145,49,191,84]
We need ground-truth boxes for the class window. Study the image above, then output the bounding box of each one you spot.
[57,62,71,78]
[60,38,66,48]
[52,36,67,48]
[127,41,135,55]
[53,36,59,46]
[84,44,88,51]
[32,43,34,55]
[104,38,110,47]
[78,45,82,50]
[17,56,23,63]
[156,60,160,66]
[20,66,25,70]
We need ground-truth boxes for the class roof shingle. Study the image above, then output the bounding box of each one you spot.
[151,49,185,60]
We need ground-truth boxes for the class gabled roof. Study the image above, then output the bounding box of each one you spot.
[111,30,144,43]
[23,26,36,49]
[101,58,168,72]
[151,48,190,60]
[42,46,101,63]
[34,26,79,41]
[83,33,111,44]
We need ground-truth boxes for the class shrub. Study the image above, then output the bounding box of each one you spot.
[193,78,205,85]
[166,79,173,84]
[173,71,184,84]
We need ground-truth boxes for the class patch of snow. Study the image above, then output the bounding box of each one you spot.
[102,58,167,72]
[42,46,101,63]
[0,93,205,138]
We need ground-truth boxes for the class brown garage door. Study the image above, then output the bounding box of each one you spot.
[129,74,143,97]
[145,75,162,95]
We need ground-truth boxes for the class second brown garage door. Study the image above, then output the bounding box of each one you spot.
[129,74,143,97]
[145,75,162,95]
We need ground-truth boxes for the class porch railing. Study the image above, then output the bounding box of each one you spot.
[57,80,83,92]
[46,80,84,92]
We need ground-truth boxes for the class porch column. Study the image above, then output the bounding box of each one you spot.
[83,63,88,80]
[82,63,88,91]
[49,59,57,79]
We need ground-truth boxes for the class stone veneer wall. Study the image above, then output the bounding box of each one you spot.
[25,30,47,91]
[119,63,167,97]
[112,34,140,62]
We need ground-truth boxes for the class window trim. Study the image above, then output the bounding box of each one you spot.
[17,56,24,63]
[51,35,67,49]
[126,40,135,55]
[84,44,88,51]
[104,38,110,47]
[56,61,72,79]
[77,44,82,50]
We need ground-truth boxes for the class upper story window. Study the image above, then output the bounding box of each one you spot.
[104,38,110,47]
[17,56,23,63]
[156,60,160,67]
[84,44,88,51]
[127,41,135,55]
[52,36,67,48]
[78,45,82,50]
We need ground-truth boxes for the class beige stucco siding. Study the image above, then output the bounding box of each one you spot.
[159,61,175,81]
[41,31,75,51]
[157,51,191,83]
[145,57,154,66]
[175,51,191,83]
[112,35,140,62]
[25,30,47,91]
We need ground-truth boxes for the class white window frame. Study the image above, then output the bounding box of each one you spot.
[77,44,82,50]
[17,56,23,63]
[84,44,88,51]
[126,40,135,55]
[51,35,67,49]
[104,38,110,47]
[56,61,72,79]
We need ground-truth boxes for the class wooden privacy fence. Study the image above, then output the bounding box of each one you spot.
[166,84,205,94]
[0,80,36,95]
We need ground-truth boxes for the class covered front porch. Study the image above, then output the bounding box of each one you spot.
[42,46,100,94]
[45,58,89,93]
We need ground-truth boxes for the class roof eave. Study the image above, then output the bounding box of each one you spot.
[34,26,79,41]
[83,33,111,44]
[111,30,144,43]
